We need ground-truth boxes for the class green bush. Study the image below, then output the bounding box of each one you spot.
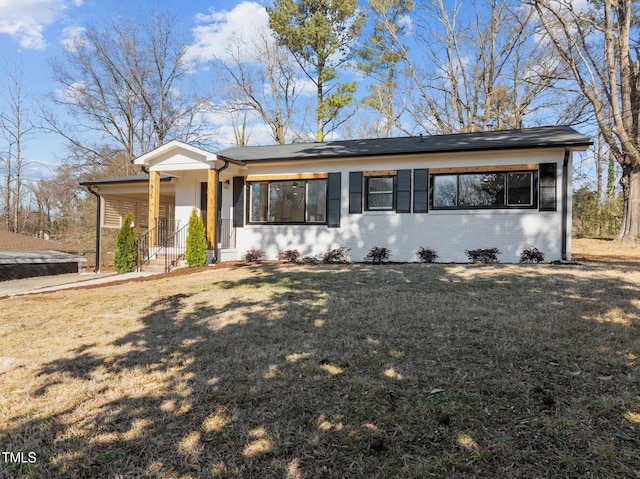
[114,212,138,273]
[520,247,545,264]
[186,208,208,267]
[466,247,500,263]
[367,246,391,264]
[417,247,439,263]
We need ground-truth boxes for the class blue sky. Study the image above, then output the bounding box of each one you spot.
[1,0,599,187]
[0,0,284,181]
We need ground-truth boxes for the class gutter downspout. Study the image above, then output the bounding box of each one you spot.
[562,147,570,261]
[85,185,102,273]
[213,160,230,264]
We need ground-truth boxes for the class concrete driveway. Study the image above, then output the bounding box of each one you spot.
[0,271,157,297]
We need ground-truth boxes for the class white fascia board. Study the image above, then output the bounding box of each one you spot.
[133,140,217,167]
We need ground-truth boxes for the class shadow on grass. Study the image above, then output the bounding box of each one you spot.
[2,263,639,478]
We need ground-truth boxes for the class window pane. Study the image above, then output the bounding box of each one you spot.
[306,180,327,222]
[507,173,532,206]
[432,175,457,207]
[250,183,268,222]
[368,177,394,192]
[269,181,305,222]
[367,176,394,210]
[368,192,394,209]
[458,173,505,207]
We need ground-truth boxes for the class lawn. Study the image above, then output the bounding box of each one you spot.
[1,240,639,478]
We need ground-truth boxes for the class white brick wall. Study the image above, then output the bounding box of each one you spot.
[230,148,572,263]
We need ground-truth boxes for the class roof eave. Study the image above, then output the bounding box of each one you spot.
[79,174,175,187]
[219,141,594,164]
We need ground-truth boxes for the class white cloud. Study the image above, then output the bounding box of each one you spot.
[0,0,83,50]
[60,25,86,52]
[398,14,413,34]
[186,1,270,64]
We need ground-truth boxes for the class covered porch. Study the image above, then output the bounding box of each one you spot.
[82,141,247,272]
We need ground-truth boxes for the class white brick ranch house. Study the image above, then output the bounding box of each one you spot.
[80,126,592,271]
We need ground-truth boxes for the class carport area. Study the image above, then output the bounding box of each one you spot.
[0,250,87,281]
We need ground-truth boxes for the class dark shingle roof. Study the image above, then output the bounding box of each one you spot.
[216,126,592,163]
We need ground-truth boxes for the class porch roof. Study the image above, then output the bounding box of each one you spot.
[132,140,245,170]
[79,173,174,187]
[216,126,592,163]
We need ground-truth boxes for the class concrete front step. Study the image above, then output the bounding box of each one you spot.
[140,255,184,273]
[141,263,168,273]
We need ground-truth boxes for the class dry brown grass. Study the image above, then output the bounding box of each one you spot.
[1,244,639,478]
[573,238,640,266]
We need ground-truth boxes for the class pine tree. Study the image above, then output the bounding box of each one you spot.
[114,212,138,273]
[356,0,413,137]
[185,208,208,267]
[267,0,366,141]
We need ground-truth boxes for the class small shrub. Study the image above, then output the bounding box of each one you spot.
[322,247,351,264]
[367,246,391,264]
[278,249,301,263]
[520,247,545,263]
[114,212,138,274]
[299,255,320,264]
[417,247,439,263]
[185,208,208,267]
[466,247,501,263]
[243,249,265,262]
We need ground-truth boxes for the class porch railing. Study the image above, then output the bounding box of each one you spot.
[136,224,158,271]
[162,224,188,272]
[219,218,236,249]
[136,218,185,273]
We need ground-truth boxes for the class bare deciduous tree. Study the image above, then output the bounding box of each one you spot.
[403,0,563,134]
[1,65,37,233]
[531,0,640,241]
[47,6,210,171]
[212,28,303,145]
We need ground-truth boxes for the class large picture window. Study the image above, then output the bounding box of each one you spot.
[432,171,534,209]
[249,179,327,223]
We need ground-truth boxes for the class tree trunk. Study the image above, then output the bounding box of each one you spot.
[618,163,640,242]
[596,133,604,236]
[317,80,325,142]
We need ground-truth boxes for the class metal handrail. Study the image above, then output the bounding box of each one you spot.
[136,218,185,273]
[136,225,159,272]
[163,224,188,272]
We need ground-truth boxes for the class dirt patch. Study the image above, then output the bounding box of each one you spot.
[0,357,20,375]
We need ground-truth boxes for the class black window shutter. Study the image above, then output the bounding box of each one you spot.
[413,169,429,212]
[327,172,341,227]
[232,176,245,227]
[349,171,363,214]
[539,163,557,211]
[396,169,411,213]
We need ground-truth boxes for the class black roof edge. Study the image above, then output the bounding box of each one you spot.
[79,173,174,187]
[215,126,592,163]
[219,141,593,164]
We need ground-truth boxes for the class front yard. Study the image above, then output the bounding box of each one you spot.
[1,243,639,478]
